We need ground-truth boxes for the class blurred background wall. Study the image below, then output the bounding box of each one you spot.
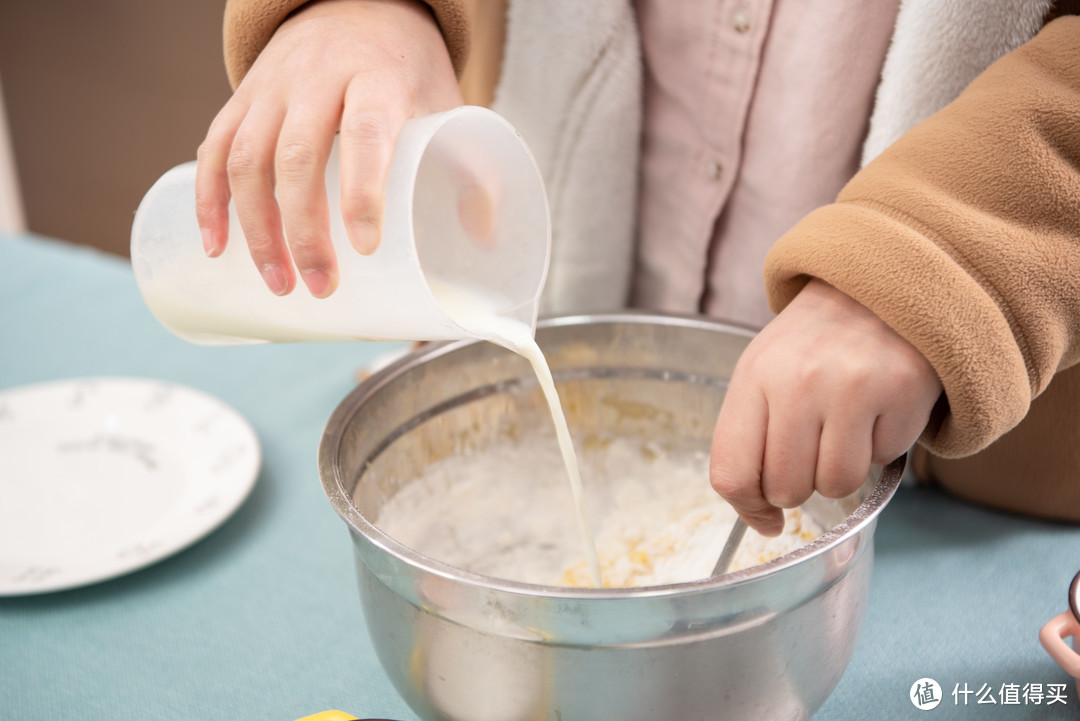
[0,1,233,256]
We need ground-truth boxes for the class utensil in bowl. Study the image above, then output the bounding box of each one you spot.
[319,312,906,721]
[712,516,748,577]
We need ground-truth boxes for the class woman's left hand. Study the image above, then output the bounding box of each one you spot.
[710,278,943,535]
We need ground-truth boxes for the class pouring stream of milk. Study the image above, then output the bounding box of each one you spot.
[428,279,604,587]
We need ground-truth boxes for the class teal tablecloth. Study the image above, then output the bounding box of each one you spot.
[2,233,1078,720]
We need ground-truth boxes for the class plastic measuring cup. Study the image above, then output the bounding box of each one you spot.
[130,106,550,345]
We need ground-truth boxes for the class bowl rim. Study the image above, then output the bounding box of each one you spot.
[318,311,906,599]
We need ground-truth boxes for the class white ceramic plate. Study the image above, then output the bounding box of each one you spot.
[0,377,260,595]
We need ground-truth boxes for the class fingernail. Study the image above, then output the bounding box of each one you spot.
[262,264,289,296]
[301,268,334,298]
[201,228,216,256]
[459,185,496,245]
[349,221,380,255]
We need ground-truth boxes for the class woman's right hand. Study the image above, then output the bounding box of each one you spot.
[195,0,464,298]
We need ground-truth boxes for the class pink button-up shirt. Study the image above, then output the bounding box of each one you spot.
[632,0,901,328]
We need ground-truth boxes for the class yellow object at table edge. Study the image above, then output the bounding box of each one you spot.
[294,712,359,721]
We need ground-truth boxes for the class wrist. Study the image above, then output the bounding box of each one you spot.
[284,0,464,74]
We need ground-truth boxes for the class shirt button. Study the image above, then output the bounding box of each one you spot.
[732,6,751,33]
[707,160,723,180]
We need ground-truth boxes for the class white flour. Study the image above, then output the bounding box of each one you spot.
[376,435,824,588]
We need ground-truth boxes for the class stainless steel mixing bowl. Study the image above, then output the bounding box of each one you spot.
[318,313,905,721]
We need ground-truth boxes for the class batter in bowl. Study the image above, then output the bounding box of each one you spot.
[376,434,824,588]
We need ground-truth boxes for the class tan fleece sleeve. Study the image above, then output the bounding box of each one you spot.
[763,16,1080,459]
[223,0,470,89]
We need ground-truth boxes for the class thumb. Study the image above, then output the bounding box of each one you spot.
[338,106,404,255]
[710,381,785,537]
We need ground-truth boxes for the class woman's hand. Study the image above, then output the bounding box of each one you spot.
[710,279,943,535]
[195,0,463,298]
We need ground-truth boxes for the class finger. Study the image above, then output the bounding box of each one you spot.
[710,379,785,536]
[339,85,407,255]
[453,162,498,247]
[815,413,875,499]
[871,407,930,466]
[870,362,943,465]
[760,399,820,511]
[276,100,341,298]
[458,182,497,246]
[195,100,248,257]
[227,103,294,296]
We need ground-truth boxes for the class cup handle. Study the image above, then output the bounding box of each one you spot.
[1040,611,1080,677]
